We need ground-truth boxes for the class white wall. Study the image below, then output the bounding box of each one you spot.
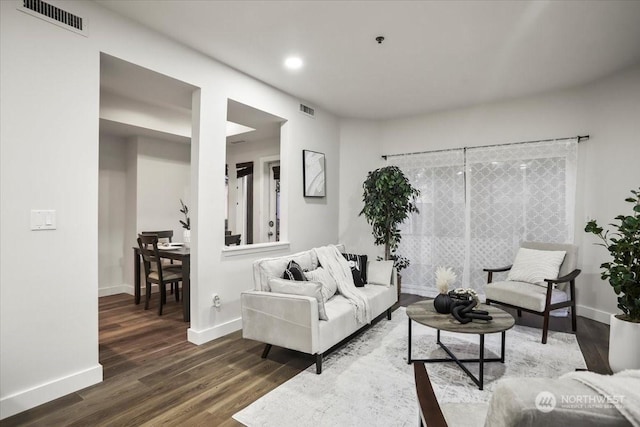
[98,135,128,295]
[1,0,340,418]
[338,119,384,256]
[136,137,191,242]
[100,90,191,138]
[339,64,640,324]
[1,1,102,418]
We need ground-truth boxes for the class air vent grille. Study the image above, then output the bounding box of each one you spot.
[18,0,87,36]
[299,104,315,118]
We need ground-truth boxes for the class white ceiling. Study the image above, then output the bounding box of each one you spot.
[96,0,640,120]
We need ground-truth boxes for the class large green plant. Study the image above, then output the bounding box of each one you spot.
[360,166,420,260]
[585,187,640,322]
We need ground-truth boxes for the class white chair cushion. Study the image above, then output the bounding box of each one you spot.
[485,280,568,313]
[148,269,182,282]
[507,247,566,286]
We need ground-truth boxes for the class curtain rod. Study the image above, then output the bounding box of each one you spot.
[381,135,589,160]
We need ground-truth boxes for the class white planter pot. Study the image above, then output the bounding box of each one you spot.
[183,229,191,248]
[609,314,640,373]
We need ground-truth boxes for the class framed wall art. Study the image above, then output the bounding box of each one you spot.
[302,149,326,197]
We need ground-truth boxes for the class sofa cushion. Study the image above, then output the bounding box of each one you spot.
[283,260,307,281]
[269,278,328,321]
[304,267,338,301]
[368,260,395,286]
[253,250,319,291]
[342,253,368,285]
[318,284,396,353]
[485,280,568,313]
[507,247,566,287]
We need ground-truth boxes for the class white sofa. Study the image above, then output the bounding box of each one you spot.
[241,245,398,373]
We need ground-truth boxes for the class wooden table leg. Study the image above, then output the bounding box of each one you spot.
[182,258,190,322]
[134,248,141,305]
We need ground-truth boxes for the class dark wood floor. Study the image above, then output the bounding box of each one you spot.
[3,293,611,426]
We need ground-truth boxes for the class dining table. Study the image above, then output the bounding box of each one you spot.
[133,245,190,322]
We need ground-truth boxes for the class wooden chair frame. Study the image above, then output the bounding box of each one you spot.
[141,230,180,295]
[414,362,448,427]
[484,265,581,344]
[137,234,183,315]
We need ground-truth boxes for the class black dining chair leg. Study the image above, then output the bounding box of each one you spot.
[174,283,180,302]
[144,282,152,310]
[158,284,167,316]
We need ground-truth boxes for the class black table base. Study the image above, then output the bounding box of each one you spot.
[408,318,506,390]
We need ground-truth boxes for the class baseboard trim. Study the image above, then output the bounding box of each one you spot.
[98,284,131,297]
[577,304,613,325]
[187,317,242,345]
[0,364,102,420]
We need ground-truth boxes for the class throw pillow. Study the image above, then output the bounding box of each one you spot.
[304,267,338,301]
[282,260,306,281]
[507,247,566,286]
[268,278,328,321]
[367,260,395,286]
[342,253,368,284]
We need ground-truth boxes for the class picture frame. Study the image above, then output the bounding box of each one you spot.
[302,149,326,197]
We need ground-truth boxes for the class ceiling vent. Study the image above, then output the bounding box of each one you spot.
[17,0,88,37]
[299,103,315,119]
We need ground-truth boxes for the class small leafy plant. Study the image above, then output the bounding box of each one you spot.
[585,187,640,322]
[378,253,411,273]
[179,199,191,230]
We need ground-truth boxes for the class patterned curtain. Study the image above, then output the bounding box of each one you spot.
[389,139,578,297]
[387,150,466,296]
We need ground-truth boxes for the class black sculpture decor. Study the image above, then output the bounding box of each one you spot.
[443,289,493,323]
[450,299,492,324]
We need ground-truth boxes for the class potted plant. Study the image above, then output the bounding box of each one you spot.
[180,199,191,247]
[360,166,420,260]
[585,187,640,372]
[381,252,411,300]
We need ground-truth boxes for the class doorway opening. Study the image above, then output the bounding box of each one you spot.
[98,53,198,371]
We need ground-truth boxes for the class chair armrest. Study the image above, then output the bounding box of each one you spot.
[483,265,512,273]
[414,362,448,427]
[241,290,319,354]
[544,269,581,285]
[484,265,512,284]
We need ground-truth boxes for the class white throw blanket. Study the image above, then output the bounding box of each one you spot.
[314,245,371,324]
[561,369,640,426]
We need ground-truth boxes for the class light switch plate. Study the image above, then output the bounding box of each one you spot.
[31,209,56,230]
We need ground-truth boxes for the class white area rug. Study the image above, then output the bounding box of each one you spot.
[233,307,586,427]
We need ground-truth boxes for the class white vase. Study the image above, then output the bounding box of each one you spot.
[609,313,640,373]
[183,229,191,248]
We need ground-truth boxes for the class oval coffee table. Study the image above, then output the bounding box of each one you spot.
[407,299,515,390]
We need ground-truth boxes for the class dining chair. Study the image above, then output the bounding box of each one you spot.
[141,230,180,295]
[137,234,183,315]
[225,234,241,246]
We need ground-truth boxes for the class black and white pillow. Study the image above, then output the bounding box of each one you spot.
[342,253,367,287]
[282,260,307,281]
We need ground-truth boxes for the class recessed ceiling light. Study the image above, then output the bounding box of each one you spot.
[284,56,303,70]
